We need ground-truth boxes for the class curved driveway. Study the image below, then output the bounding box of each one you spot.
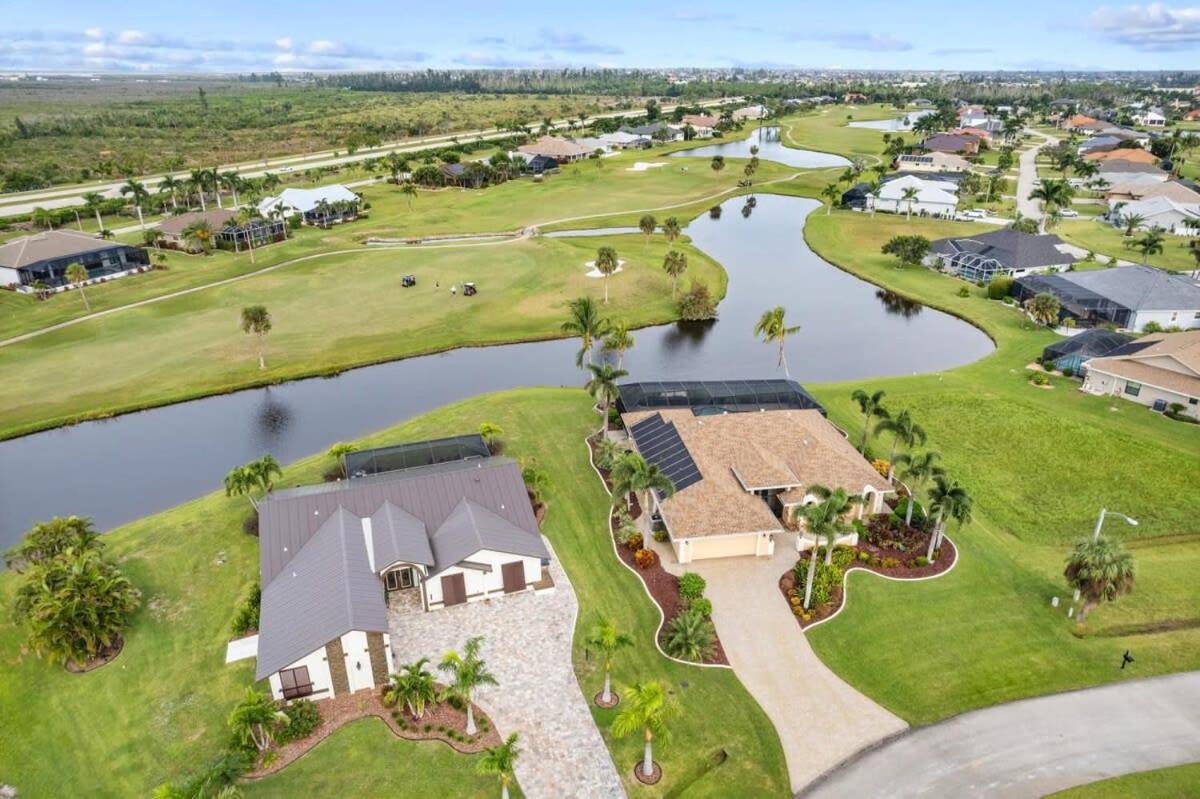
[802,670,1200,798]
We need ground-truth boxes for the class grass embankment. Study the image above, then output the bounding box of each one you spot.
[801,210,1200,725]
[1056,220,1198,272]
[0,388,787,797]
[1045,763,1200,798]
[776,104,897,161]
[0,233,724,440]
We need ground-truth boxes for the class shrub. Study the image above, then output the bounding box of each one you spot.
[593,437,625,471]
[652,529,669,543]
[662,608,716,662]
[691,597,713,618]
[1030,372,1049,386]
[880,234,931,268]
[634,548,657,569]
[678,572,706,600]
[858,550,871,562]
[230,581,261,637]
[1142,321,1164,333]
[613,508,638,546]
[913,556,930,568]
[881,557,901,569]
[957,286,970,298]
[871,458,890,478]
[677,280,716,320]
[890,497,927,528]
[276,699,321,744]
[626,532,644,551]
[1062,366,1074,378]
[986,276,1014,299]
[424,723,433,733]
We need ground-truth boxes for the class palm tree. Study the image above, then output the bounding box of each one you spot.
[1064,537,1135,621]
[811,484,865,564]
[586,615,633,705]
[797,486,861,607]
[926,475,972,560]
[850,388,889,454]
[639,214,657,248]
[120,178,150,230]
[561,296,610,368]
[586,362,628,437]
[1029,179,1074,232]
[662,609,716,662]
[189,169,209,211]
[662,217,681,245]
[478,422,504,454]
[181,219,214,254]
[612,681,680,780]
[327,441,358,478]
[477,733,520,799]
[227,688,287,753]
[61,262,91,311]
[82,191,106,232]
[900,186,919,220]
[224,465,261,510]
[236,206,258,264]
[821,182,840,215]
[603,320,635,369]
[5,515,103,572]
[1134,228,1165,265]
[157,176,182,213]
[873,409,926,482]
[661,250,688,298]
[261,171,281,193]
[240,305,272,369]
[220,171,242,207]
[1026,292,1061,327]
[753,306,801,378]
[1121,212,1146,237]
[31,206,55,231]
[610,452,675,521]
[439,636,498,736]
[710,155,725,173]
[386,658,437,720]
[401,181,418,209]
[594,246,620,303]
[894,450,945,528]
[250,453,282,495]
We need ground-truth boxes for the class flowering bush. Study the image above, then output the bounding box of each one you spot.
[633,548,657,569]
[871,458,890,478]
[625,532,643,552]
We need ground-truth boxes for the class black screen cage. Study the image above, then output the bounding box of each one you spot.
[616,380,825,416]
[345,434,490,479]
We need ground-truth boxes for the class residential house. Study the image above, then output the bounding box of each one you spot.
[928,229,1077,283]
[1081,332,1200,418]
[1132,107,1167,128]
[1064,114,1099,131]
[843,92,868,104]
[0,230,149,290]
[841,182,872,210]
[1108,195,1200,236]
[438,162,468,186]
[158,209,285,253]
[1078,136,1121,156]
[870,174,960,218]
[258,185,361,227]
[1183,109,1200,122]
[525,154,560,175]
[250,438,552,702]
[732,104,769,121]
[1096,161,1169,186]
[516,135,593,163]
[1082,148,1160,166]
[597,131,652,149]
[921,133,980,155]
[619,121,683,142]
[1014,265,1200,332]
[912,98,934,108]
[1105,180,1200,205]
[1041,328,1134,374]
[680,114,719,138]
[895,152,973,172]
[615,380,891,563]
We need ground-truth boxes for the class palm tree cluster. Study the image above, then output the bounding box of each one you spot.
[224,453,282,511]
[609,451,675,523]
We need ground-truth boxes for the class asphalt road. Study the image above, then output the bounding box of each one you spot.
[1017,130,1058,222]
[802,671,1200,798]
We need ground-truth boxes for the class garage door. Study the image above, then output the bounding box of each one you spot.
[686,534,760,561]
[441,573,467,606]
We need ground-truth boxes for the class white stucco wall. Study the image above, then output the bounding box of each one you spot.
[267,630,394,701]
[872,198,958,217]
[423,549,543,608]
[1083,370,1200,417]
[268,646,334,702]
[0,266,21,286]
[1131,310,1200,331]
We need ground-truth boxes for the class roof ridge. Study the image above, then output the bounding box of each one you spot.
[334,506,359,624]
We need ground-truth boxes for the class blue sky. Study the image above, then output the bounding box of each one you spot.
[1,1,1198,73]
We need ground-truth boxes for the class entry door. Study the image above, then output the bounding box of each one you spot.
[501,561,526,594]
[441,573,467,606]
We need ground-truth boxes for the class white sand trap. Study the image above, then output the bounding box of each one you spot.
[625,162,667,172]
[584,259,626,278]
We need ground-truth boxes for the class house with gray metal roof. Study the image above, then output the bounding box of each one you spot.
[246,451,551,702]
[1014,265,1200,332]
[928,229,1077,282]
[0,230,150,290]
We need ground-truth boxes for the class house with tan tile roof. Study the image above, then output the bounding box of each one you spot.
[1082,331,1200,419]
[1082,148,1159,165]
[516,135,593,163]
[680,114,719,137]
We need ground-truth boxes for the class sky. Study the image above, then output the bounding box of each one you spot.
[0,1,1198,73]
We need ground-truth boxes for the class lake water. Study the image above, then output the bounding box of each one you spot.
[0,195,993,545]
[669,127,851,168]
[848,111,935,132]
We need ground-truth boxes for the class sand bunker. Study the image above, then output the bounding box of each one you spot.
[584,259,626,278]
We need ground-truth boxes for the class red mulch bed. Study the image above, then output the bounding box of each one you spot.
[244,687,501,779]
[633,760,663,785]
[64,638,124,673]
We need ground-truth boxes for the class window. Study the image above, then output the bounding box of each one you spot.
[1190,398,1198,406]
[385,567,415,591]
[279,666,313,699]
[1124,382,1142,397]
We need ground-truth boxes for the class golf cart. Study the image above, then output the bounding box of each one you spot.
[463,282,477,297]
[402,275,416,287]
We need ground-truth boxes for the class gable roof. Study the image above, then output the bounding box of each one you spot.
[516,136,592,159]
[1083,148,1158,165]
[429,497,549,573]
[1115,195,1200,223]
[930,229,1076,269]
[369,501,434,570]
[878,174,959,204]
[681,114,719,128]
[1086,332,1200,397]
[258,185,358,215]
[158,209,238,236]
[0,230,127,269]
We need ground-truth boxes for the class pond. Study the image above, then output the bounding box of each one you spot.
[669,127,851,169]
[848,111,934,132]
[0,195,993,545]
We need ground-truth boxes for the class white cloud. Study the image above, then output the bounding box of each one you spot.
[84,27,103,40]
[307,40,340,54]
[116,29,149,45]
[1088,3,1200,50]
[274,36,293,50]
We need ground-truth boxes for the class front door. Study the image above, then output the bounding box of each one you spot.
[441,573,467,607]
[501,561,526,594]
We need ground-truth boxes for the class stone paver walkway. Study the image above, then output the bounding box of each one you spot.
[387,540,624,799]
[654,533,907,792]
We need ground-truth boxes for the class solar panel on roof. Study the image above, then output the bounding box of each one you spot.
[629,414,702,492]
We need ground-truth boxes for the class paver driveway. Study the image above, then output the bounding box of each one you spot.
[387,540,624,799]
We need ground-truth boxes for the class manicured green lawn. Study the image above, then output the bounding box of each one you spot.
[801,210,1200,724]
[0,233,724,439]
[0,388,787,797]
[1056,220,1198,272]
[775,104,897,161]
[1046,763,1200,798]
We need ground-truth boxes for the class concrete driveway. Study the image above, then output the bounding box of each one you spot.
[387,541,624,799]
[1017,131,1057,221]
[803,671,1200,798]
[653,533,907,792]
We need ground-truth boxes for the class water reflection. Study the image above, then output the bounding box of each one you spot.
[660,319,716,353]
[875,290,923,319]
[254,393,294,445]
[709,205,723,220]
[669,127,851,169]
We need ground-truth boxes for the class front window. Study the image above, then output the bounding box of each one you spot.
[385,567,415,590]
[279,666,313,699]
[1124,382,1141,397]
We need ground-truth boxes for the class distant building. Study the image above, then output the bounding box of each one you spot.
[158,209,285,253]
[732,104,769,121]
[1082,332,1200,418]
[258,185,361,226]
[871,174,959,218]
[680,114,719,137]
[516,135,593,163]
[895,152,973,172]
[1014,265,1200,332]
[1109,196,1200,236]
[0,230,149,290]
[928,229,1077,282]
[921,133,980,155]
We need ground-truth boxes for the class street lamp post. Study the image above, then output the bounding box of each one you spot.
[1093,507,1138,541]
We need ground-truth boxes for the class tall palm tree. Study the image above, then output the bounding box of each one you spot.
[189,169,209,211]
[586,362,628,436]
[82,191,106,232]
[561,296,609,368]
[240,305,272,369]
[753,306,801,378]
[901,186,919,220]
[810,484,865,565]
[220,171,242,207]
[661,250,688,298]
[400,181,418,209]
[31,206,55,231]
[894,450,945,528]
[639,214,657,248]
[227,688,287,753]
[1064,537,1135,621]
[1134,228,1165,265]
[439,636,497,736]
[850,388,889,454]
[120,178,150,230]
[157,175,182,213]
[261,172,281,193]
[873,409,926,482]
[603,320,635,369]
[65,263,90,311]
[236,206,258,264]
[1029,179,1074,232]
[386,658,437,719]
[477,733,520,799]
[611,681,680,780]
[821,182,840,215]
[926,475,972,560]
[798,489,848,608]
[594,246,620,303]
[662,217,681,245]
[610,452,675,521]
[586,615,633,705]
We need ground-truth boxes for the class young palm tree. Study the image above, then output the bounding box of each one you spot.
[1134,228,1165,265]
[821,182,841,215]
[251,453,282,496]
[1026,292,1061,327]
[612,681,680,779]
[477,733,520,799]
[603,320,635,369]
[873,409,926,481]
[561,296,610,368]
[82,191,106,232]
[1064,537,1135,620]
[65,262,90,311]
[439,636,498,736]
[586,362,629,436]
[327,442,359,478]
[31,206,55,231]
[1121,212,1146,237]
[181,219,214,254]
[894,450,945,528]
[240,305,272,369]
[610,452,675,521]
[662,608,716,662]
[753,306,801,378]
[586,615,633,705]
[478,422,504,454]
[639,214,657,248]
[120,178,150,230]
[400,181,419,209]
[386,658,437,719]
[926,475,972,560]
[227,688,287,753]
[224,465,260,510]
[901,186,919,220]
[850,388,889,454]
[595,246,620,303]
[662,216,682,245]
[661,250,688,298]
